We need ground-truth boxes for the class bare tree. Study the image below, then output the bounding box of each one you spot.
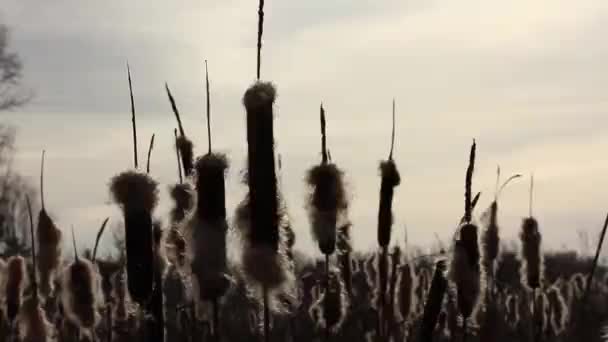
[0,125,37,257]
[0,23,30,111]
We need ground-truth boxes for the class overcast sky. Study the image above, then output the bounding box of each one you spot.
[2,0,608,257]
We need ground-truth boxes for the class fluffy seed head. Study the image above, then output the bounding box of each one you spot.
[176,136,194,178]
[169,183,193,224]
[110,170,159,212]
[449,223,482,319]
[377,160,400,247]
[62,257,99,329]
[505,293,520,329]
[547,285,569,335]
[306,163,349,255]
[6,255,26,323]
[396,262,417,322]
[36,209,62,298]
[481,201,499,278]
[193,153,229,221]
[18,295,52,342]
[310,270,349,333]
[243,81,280,251]
[520,217,543,290]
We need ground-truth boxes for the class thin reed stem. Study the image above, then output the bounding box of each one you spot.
[582,212,608,306]
[257,0,265,80]
[174,129,183,184]
[263,285,270,342]
[205,60,212,154]
[324,254,330,342]
[127,62,138,169]
[529,174,534,217]
[320,105,328,164]
[389,99,395,160]
[146,133,155,174]
[40,150,45,210]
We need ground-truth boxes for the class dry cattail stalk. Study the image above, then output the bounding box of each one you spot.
[6,256,26,324]
[570,273,586,299]
[481,167,521,283]
[520,175,543,291]
[146,133,155,174]
[184,154,231,305]
[307,105,349,257]
[377,100,401,248]
[17,295,52,342]
[62,230,100,332]
[336,223,353,297]
[91,217,109,264]
[395,260,416,324]
[546,285,568,335]
[127,62,138,169]
[36,151,63,299]
[418,259,448,342]
[309,270,348,334]
[109,170,159,305]
[111,269,129,322]
[450,140,482,329]
[165,83,194,177]
[505,293,520,329]
[240,81,290,342]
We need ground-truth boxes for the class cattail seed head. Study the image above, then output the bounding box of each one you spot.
[310,270,348,334]
[18,295,52,342]
[306,163,348,255]
[418,259,448,341]
[6,255,26,323]
[570,273,586,299]
[243,82,280,251]
[505,293,520,329]
[520,217,543,290]
[36,209,62,299]
[193,153,228,221]
[336,223,353,296]
[112,269,129,322]
[481,201,499,278]
[169,183,193,224]
[62,257,100,329]
[110,170,158,305]
[377,160,400,248]
[449,223,482,319]
[396,262,416,323]
[546,285,568,335]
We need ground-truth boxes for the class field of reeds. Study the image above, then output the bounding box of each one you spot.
[1,2,608,342]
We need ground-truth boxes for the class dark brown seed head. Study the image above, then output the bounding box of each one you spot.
[377,160,400,248]
[520,217,542,289]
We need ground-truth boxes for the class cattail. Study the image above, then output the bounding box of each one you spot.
[546,285,568,335]
[306,105,349,256]
[481,168,521,286]
[418,259,448,342]
[570,273,586,299]
[310,270,348,334]
[505,293,520,329]
[184,154,231,304]
[243,82,280,252]
[6,256,26,324]
[62,230,100,331]
[364,253,378,290]
[377,100,400,248]
[533,290,549,335]
[166,83,194,177]
[109,170,158,305]
[450,224,482,320]
[112,269,129,322]
[395,261,416,324]
[36,151,63,299]
[336,223,353,296]
[450,140,482,328]
[17,295,52,342]
[520,175,543,290]
[91,218,109,264]
[169,184,193,224]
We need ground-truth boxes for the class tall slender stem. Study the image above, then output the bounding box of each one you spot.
[127,62,138,169]
[205,60,212,154]
[324,254,330,342]
[174,129,183,184]
[582,212,608,306]
[256,0,265,80]
[263,285,270,342]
